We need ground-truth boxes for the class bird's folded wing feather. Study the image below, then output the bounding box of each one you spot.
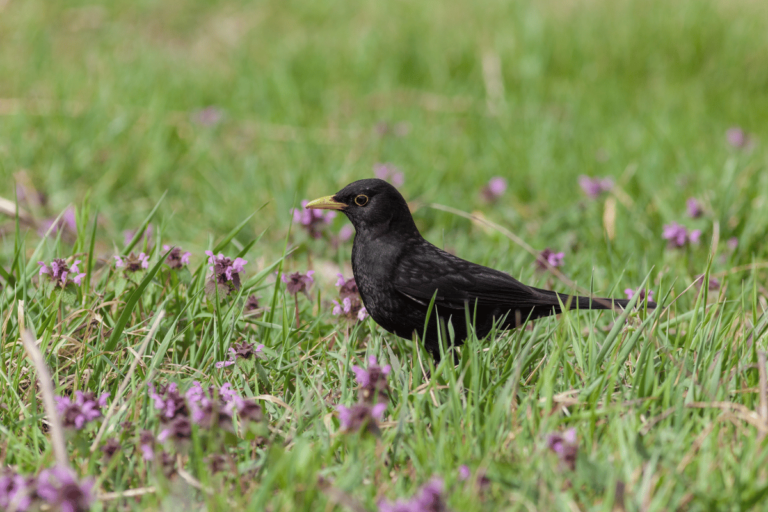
[392,246,538,310]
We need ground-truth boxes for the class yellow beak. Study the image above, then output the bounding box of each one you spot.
[305,195,346,211]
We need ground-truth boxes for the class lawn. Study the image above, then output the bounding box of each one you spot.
[2,0,768,510]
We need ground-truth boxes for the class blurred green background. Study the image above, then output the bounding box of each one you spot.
[1,0,766,283]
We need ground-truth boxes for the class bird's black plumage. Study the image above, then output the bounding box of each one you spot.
[307,179,656,362]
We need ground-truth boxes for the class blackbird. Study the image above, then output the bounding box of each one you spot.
[306,179,656,362]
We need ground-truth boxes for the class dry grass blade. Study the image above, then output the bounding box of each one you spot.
[20,324,69,468]
[98,487,157,501]
[90,310,165,452]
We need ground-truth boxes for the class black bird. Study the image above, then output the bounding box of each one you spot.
[306,179,655,362]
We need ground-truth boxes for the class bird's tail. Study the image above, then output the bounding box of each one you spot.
[530,287,657,312]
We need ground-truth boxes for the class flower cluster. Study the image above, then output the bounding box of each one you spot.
[374,163,405,187]
[546,428,578,471]
[215,341,265,368]
[38,259,85,287]
[578,175,614,198]
[378,478,446,512]
[726,126,750,149]
[535,248,564,271]
[194,106,224,127]
[337,356,391,434]
[123,224,153,248]
[292,200,336,239]
[0,465,93,512]
[55,391,109,430]
[662,222,701,248]
[352,356,391,405]
[695,275,720,292]
[115,252,149,272]
[162,245,191,269]
[282,270,314,297]
[206,251,247,295]
[624,288,654,303]
[39,207,77,239]
[331,274,367,322]
[480,177,507,202]
[686,198,703,218]
[148,381,262,443]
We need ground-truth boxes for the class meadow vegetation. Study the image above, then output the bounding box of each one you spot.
[2,0,768,509]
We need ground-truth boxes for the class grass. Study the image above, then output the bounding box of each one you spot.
[2,0,768,509]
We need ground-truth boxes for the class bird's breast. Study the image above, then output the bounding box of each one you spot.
[351,234,410,327]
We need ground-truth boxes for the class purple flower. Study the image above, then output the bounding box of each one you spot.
[458,465,471,481]
[624,288,654,302]
[374,163,405,187]
[38,206,77,238]
[481,177,508,202]
[686,198,703,218]
[55,391,109,430]
[339,225,354,242]
[337,403,387,433]
[100,438,121,461]
[215,342,265,369]
[336,274,359,299]
[244,295,261,312]
[147,382,188,421]
[546,428,578,471]
[578,175,614,198]
[378,478,446,512]
[139,430,155,460]
[333,274,367,321]
[292,200,336,239]
[114,252,149,272]
[36,466,94,512]
[662,222,701,248]
[332,297,351,316]
[535,248,565,271]
[351,356,391,405]
[0,471,34,512]
[282,270,314,297]
[194,106,223,127]
[184,382,237,431]
[38,258,86,287]
[162,245,191,269]
[205,251,247,295]
[695,275,720,292]
[224,395,264,423]
[123,224,153,248]
[726,127,749,149]
[727,237,739,251]
[157,416,193,443]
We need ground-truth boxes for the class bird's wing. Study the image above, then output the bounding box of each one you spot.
[392,243,539,311]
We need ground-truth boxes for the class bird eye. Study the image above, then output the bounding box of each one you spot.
[354,195,369,206]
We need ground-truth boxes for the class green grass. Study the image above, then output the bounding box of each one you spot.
[2,0,768,509]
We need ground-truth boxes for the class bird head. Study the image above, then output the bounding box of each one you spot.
[305,179,417,235]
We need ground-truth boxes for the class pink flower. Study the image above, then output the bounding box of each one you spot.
[481,177,508,202]
[37,258,85,287]
[282,270,315,296]
[726,127,749,148]
[292,200,336,239]
[624,288,654,302]
[578,175,614,198]
[686,198,702,218]
[373,163,405,187]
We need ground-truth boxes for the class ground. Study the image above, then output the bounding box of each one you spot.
[1,0,768,510]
